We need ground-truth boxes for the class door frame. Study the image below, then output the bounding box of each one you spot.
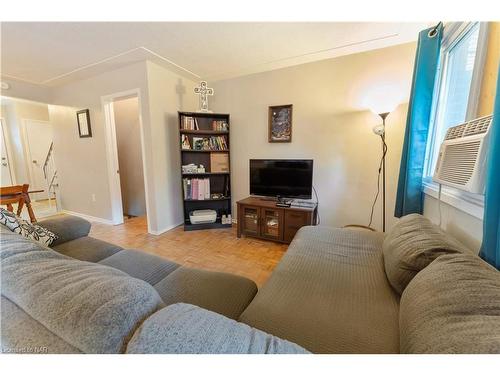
[101,88,151,231]
[21,119,52,200]
[0,117,17,185]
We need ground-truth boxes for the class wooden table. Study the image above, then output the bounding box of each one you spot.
[0,184,42,223]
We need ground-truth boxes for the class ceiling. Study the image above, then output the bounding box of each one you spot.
[1,22,428,86]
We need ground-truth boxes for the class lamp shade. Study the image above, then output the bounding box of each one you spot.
[369,102,396,115]
[356,81,404,115]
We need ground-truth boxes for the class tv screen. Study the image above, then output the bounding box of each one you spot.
[250,159,313,199]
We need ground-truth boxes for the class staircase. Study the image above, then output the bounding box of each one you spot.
[42,142,59,210]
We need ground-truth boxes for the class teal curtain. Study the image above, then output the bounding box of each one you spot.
[395,24,443,217]
[480,65,500,269]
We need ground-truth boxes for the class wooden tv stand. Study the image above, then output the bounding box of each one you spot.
[236,196,318,244]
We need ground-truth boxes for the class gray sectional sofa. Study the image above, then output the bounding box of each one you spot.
[1,213,499,353]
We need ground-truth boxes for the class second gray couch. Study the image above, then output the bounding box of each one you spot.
[39,215,258,321]
[2,213,499,353]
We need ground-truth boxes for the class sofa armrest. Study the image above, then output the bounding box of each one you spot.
[126,303,309,354]
[37,215,91,247]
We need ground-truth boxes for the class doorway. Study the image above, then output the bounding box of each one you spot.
[113,95,146,220]
[0,119,15,186]
[23,119,54,202]
[1,97,59,220]
[102,89,150,231]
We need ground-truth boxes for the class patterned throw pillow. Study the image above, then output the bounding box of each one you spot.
[0,208,58,247]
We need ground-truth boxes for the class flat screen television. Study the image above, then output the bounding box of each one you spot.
[250,159,313,199]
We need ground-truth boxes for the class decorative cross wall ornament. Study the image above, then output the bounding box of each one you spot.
[194,81,214,112]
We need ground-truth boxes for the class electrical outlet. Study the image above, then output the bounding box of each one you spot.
[91,194,96,202]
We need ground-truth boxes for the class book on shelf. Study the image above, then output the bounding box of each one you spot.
[181,134,191,149]
[181,116,199,130]
[212,120,229,131]
[183,178,211,200]
[192,135,228,151]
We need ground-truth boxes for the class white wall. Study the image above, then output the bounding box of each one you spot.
[211,43,416,231]
[423,195,483,252]
[49,61,150,222]
[113,96,146,217]
[144,61,198,232]
[49,60,198,232]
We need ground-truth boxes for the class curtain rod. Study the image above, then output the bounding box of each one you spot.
[428,21,443,38]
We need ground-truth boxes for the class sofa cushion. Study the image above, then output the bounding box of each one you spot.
[53,236,122,262]
[37,215,91,247]
[154,267,257,320]
[400,254,500,353]
[1,208,57,246]
[383,214,470,294]
[99,249,180,285]
[1,296,81,354]
[1,225,51,259]
[239,226,400,353]
[1,244,163,353]
[126,303,309,354]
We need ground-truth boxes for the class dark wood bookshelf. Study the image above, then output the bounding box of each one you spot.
[179,111,231,231]
[181,149,230,153]
[180,129,229,135]
[182,172,230,176]
[184,197,231,202]
[183,220,230,231]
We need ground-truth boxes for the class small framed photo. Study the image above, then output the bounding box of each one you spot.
[77,109,92,138]
[268,104,292,143]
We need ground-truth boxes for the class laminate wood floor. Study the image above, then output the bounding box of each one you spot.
[90,216,288,287]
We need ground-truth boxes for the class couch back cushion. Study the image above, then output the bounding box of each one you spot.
[1,225,49,258]
[400,254,500,353]
[127,303,309,354]
[383,214,470,294]
[1,228,163,353]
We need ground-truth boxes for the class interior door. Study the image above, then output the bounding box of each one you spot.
[0,120,13,186]
[24,120,53,201]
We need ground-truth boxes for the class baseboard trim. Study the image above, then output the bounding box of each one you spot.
[149,221,183,236]
[62,210,114,225]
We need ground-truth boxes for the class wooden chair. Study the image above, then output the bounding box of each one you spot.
[0,184,37,223]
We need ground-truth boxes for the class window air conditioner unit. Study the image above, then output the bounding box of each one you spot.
[433,114,493,194]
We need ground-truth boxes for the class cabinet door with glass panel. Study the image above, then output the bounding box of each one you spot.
[240,205,284,241]
[259,207,284,241]
[240,206,261,237]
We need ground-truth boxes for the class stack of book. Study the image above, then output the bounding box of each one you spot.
[181,116,199,130]
[192,136,228,151]
[181,163,199,174]
[212,120,228,131]
[183,178,211,200]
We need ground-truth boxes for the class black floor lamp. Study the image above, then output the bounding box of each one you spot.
[370,112,389,232]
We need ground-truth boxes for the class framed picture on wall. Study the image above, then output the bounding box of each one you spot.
[268,104,292,142]
[77,109,92,138]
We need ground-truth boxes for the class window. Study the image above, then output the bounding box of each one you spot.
[424,22,488,179]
